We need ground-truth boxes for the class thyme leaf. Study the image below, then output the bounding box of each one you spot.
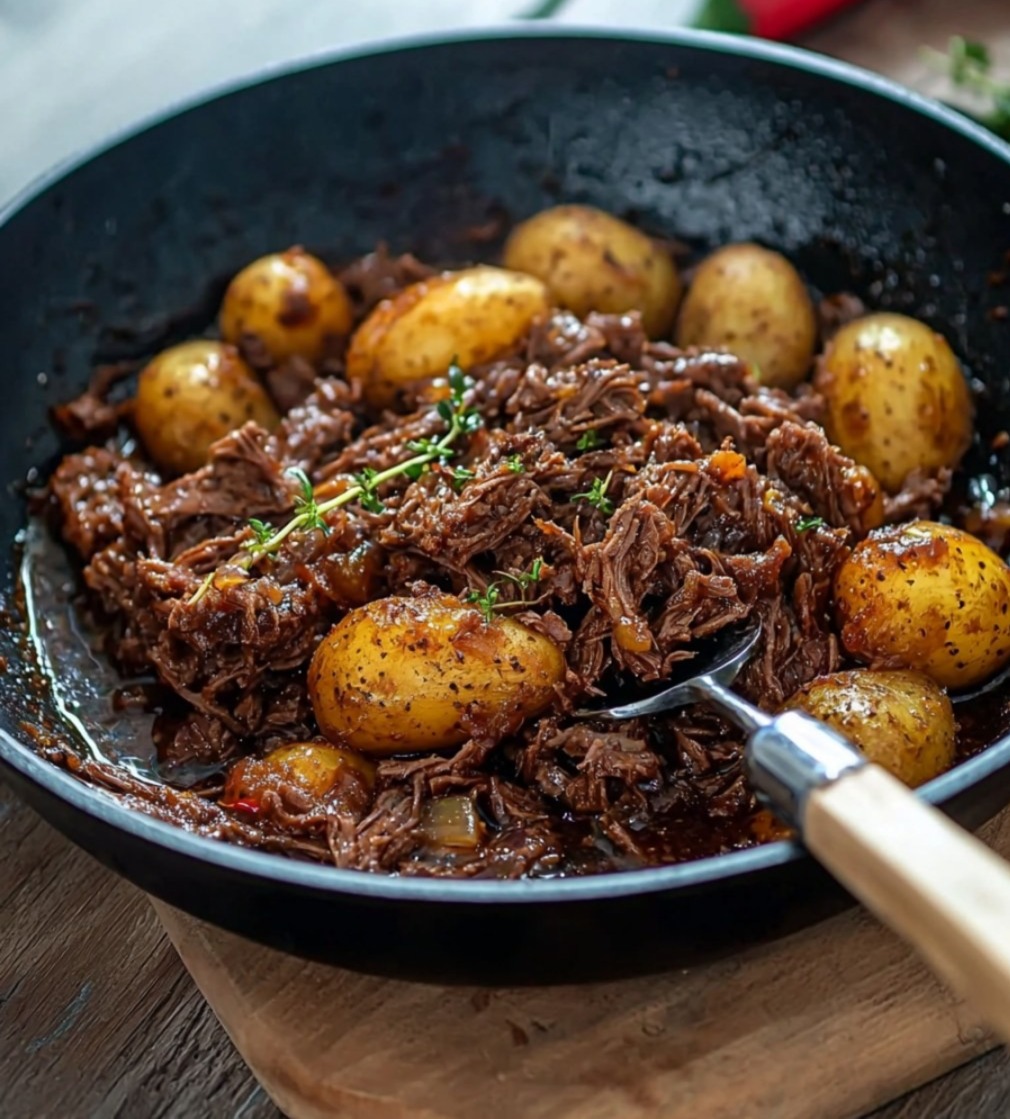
[452,466,476,490]
[466,583,501,624]
[574,471,615,517]
[247,518,274,547]
[189,362,482,604]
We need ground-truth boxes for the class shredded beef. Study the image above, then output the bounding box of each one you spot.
[41,271,954,879]
[337,244,435,317]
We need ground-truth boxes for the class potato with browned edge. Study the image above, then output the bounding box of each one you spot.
[222,740,376,815]
[134,340,279,475]
[219,247,353,364]
[309,592,565,755]
[783,669,955,787]
[814,312,973,493]
[503,204,682,337]
[346,265,550,411]
[676,243,817,389]
[835,521,1010,689]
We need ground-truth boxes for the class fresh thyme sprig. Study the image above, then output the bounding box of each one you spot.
[451,465,476,490]
[576,428,603,452]
[189,363,481,605]
[289,467,331,534]
[247,518,274,546]
[497,556,543,592]
[465,557,545,624]
[466,582,502,624]
[574,471,615,517]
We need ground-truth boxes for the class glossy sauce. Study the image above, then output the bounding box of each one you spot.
[16,515,1010,872]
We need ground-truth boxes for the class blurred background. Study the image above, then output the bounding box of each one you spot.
[0,0,1005,207]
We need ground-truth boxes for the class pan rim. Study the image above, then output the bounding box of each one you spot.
[3,24,1010,905]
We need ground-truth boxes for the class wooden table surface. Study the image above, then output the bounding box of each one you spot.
[3,1,1010,1116]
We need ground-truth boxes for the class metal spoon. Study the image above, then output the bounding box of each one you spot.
[581,622,1010,1043]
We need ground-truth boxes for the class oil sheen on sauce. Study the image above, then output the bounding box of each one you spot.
[19,517,215,785]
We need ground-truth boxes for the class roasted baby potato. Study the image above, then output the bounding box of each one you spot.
[309,592,566,755]
[134,340,279,474]
[222,740,376,813]
[502,204,682,337]
[814,312,973,492]
[219,247,353,364]
[676,243,817,389]
[346,265,550,410]
[783,669,955,787]
[835,521,1010,689]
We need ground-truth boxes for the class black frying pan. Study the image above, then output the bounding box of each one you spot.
[3,28,1010,985]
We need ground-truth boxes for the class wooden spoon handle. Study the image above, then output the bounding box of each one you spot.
[805,763,1010,1042]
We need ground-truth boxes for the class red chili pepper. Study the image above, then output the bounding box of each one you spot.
[227,797,263,817]
[694,0,861,40]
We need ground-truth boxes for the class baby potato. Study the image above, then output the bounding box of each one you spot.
[134,340,279,475]
[782,669,955,787]
[814,312,973,492]
[260,741,376,796]
[502,204,682,337]
[219,247,353,364]
[223,740,376,814]
[835,520,1010,689]
[676,243,817,389]
[308,593,565,755]
[346,265,550,410]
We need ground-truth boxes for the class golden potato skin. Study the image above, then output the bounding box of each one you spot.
[222,741,375,814]
[835,521,1010,689]
[346,266,550,410]
[676,243,817,389]
[219,247,353,364]
[308,593,566,755]
[814,312,973,492]
[502,204,681,337]
[134,340,279,474]
[783,669,955,787]
[260,741,376,796]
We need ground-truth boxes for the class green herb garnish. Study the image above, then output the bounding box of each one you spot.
[189,362,482,604]
[495,556,544,595]
[452,466,476,490]
[574,471,615,517]
[247,519,275,547]
[465,558,546,624]
[288,467,330,535]
[576,428,603,452]
[796,515,826,533]
[506,454,526,474]
[466,583,501,624]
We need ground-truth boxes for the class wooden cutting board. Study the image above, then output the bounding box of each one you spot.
[151,807,1008,1119]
